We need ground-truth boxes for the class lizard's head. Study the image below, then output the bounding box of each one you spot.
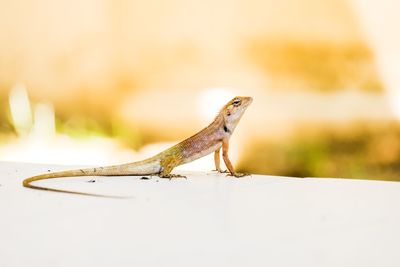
[222,96,253,129]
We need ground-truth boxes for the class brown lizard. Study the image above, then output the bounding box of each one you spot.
[22,96,253,197]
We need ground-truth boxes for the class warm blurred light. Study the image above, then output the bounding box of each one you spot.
[0,135,133,165]
[8,83,33,135]
[350,0,400,119]
[388,89,400,119]
[4,84,138,165]
[197,88,235,122]
[32,102,56,140]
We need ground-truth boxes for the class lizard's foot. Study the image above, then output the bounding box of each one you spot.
[227,172,251,178]
[159,173,187,180]
[212,169,229,174]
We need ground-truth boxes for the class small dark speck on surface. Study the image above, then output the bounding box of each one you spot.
[47,170,51,172]
[141,176,150,180]
[156,180,159,182]
[87,179,96,183]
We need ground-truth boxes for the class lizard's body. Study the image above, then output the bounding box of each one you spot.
[23,96,253,197]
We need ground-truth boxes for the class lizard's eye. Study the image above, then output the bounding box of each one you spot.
[232,98,241,106]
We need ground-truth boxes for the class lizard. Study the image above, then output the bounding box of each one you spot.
[22,96,253,197]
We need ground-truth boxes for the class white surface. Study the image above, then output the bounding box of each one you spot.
[1,161,400,267]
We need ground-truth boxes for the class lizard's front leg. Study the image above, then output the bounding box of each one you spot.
[213,147,229,173]
[222,139,249,178]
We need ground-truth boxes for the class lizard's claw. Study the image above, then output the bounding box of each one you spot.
[227,172,251,178]
[159,174,187,180]
[212,169,229,174]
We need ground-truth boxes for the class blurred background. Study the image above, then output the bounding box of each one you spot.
[0,0,399,180]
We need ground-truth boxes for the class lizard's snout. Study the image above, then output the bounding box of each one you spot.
[243,96,253,106]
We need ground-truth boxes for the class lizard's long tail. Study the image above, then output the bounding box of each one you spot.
[22,158,162,198]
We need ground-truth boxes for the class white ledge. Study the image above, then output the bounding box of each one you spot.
[1,161,400,267]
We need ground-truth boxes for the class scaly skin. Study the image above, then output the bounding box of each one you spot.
[22,96,253,197]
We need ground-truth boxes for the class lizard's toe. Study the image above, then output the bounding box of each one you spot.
[159,174,187,179]
[212,169,229,174]
[226,172,251,178]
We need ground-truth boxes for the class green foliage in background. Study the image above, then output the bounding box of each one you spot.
[0,95,16,142]
[240,122,400,181]
[56,116,143,150]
